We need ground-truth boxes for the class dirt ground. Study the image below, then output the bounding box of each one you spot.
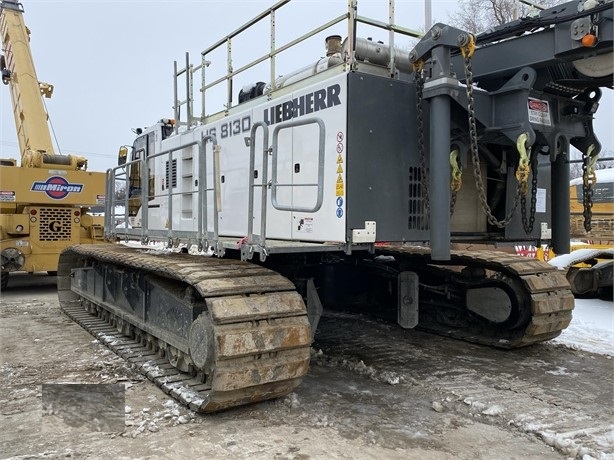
[1,273,611,459]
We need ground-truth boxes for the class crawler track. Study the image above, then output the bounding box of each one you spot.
[377,245,575,348]
[57,244,311,413]
[57,243,574,411]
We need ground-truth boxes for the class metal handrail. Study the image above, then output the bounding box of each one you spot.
[200,14,348,94]
[247,121,270,249]
[105,134,221,248]
[172,0,423,129]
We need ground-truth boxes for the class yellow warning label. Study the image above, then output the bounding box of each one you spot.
[336,183,344,196]
[337,154,343,164]
[336,165,344,174]
[337,174,343,184]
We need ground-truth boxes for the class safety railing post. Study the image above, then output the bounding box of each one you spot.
[173,60,179,133]
[141,153,150,243]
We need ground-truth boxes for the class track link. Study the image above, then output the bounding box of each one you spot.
[376,245,575,348]
[58,244,311,412]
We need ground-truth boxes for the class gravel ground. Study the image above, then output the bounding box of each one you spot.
[2,272,610,459]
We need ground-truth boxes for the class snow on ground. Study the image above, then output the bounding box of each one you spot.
[553,298,614,356]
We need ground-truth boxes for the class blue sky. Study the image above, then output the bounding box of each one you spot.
[1,0,611,172]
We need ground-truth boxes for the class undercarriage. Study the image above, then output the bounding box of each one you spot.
[57,243,573,411]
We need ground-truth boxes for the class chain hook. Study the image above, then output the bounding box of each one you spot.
[584,144,598,183]
[582,143,598,232]
[515,133,531,196]
[450,149,462,193]
[449,149,462,216]
[459,34,476,59]
[412,59,424,74]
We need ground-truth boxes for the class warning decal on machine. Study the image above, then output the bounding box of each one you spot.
[297,217,314,233]
[528,98,552,126]
[0,191,16,202]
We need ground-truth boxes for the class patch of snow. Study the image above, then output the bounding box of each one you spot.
[463,398,488,412]
[482,405,505,416]
[380,370,401,385]
[570,168,614,186]
[545,366,577,376]
[311,349,405,386]
[549,249,614,270]
[282,393,301,409]
[552,298,613,357]
[119,240,214,257]
[163,399,178,409]
[141,362,161,373]
[431,401,445,413]
[534,428,611,459]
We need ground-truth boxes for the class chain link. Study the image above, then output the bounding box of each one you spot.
[414,61,463,222]
[415,38,531,229]
[462,49,522,228]
[520,151,538,234]
[450,149,462,216]
[582,144,597,232]
[414,62,429,229]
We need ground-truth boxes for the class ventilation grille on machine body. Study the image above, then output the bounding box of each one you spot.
[408,166,429,230]
[39,208,73,241]
[165,159,178,189]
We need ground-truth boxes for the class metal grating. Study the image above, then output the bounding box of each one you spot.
[408,166,429,230]
[165,159,178,189]
[39,207,73,241]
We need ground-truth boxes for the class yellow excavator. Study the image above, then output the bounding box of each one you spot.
[0,0,106,290]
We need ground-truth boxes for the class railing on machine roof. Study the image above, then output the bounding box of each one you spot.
[172,0,422,132]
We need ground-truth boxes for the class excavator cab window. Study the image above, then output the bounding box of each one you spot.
[127,137,144,201]
[117,146,129,166]
[127,134,154,206]
[161,124,173,140]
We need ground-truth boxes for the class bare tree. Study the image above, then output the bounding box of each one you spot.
[449,0,561,34]
[569,148,614,180]
[114,181,126,201]
[596,153,614,170]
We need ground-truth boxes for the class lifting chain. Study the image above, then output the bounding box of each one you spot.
[413,60,430,223]
[450,149,462,216]
[582,144,598,232]
[520,148,538,234]
[414,59,461,222]
[462,40,523,228]
[515,133,532,196]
